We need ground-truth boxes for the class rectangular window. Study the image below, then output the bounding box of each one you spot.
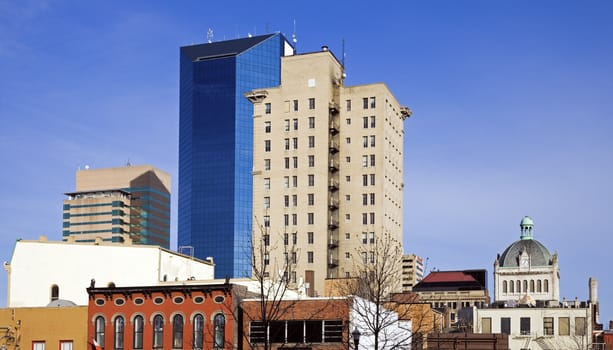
[284,157,290,169]
[308,193,314,206]
[264,253,269,265]
[362,232,367,244]
[559,317,569,335]
[361,252,367,263]
[307,213,314,225]
[293,156,298,168]
[370,154,375,166]
[284,119,290,131]
[363,136,369,147]
[362,213,368,225]
[309,116,315,128]
[363,175,368,186]
[482,318,492,334]
[264,121,271,133]
[369,251,375,263]
[265,103,271,114]
[264,197,270,209]
[346,175,351,182]
[543,317,554,336]
[346,99,352,111]
[346,118,351,125]
[263,234,270,246]
[371,115,376,127]
[345,232,351,239]
[370,212,375,224]
[370,97,376,108]
[292,232,297,245]
[284,138,290,150]
[501,317,511,335]
[370,135,376,147]
[575,317,586,336]
[307,251,314,263]
[363,97,369,109]
[264,178,270,190]
[308,174,314,186]
[293,99,298,111]
[291,252,297,264]
[292,176,298,187]
[284,195,289,208]
[363,116,369,128]
[346,137,351,144]
[362,194,368,205]
[345,194,351,201]
[362,155,368,167]
[264,215,270,228]
[293,118,298,130]
[369,232,375,244]
[309,98,315,109]
[265,140,271,152]
[292,194,297,207]
[308,232,314,244]
[284,214,289,226]
[60,341,73,350]
[264,159,270,170]
[345,252,351,259]
[346,156,350,163]
[292,213,297,225]
[370,174,376,185]
[284,233,289,246]
[370,193,375,205]
[520,317,530,335]
[284,176,290,188]
[308,135,315,148]
[32,342,45,350]
[308,155,315,167]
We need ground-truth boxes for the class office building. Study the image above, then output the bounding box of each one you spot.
[402,253,424,292]
[178,33,294,278]
[247,46,411,296]
[62,164,171,247]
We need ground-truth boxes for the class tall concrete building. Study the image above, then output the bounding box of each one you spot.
[401,253,424,292]
[178,34,294,278]
[247,47,410,296]
[62,165,171,248]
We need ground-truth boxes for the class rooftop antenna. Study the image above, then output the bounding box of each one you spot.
[126,159,132,167]
[207,28,214,43]
[292,19,298,52]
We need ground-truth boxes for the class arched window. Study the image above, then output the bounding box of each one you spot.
[537,280,542,293]
[172,314,183,349]
[153,315,164,349]
[544,279,549,293]
[213,314,225,349]
[133,316,143,349]
[522,280,528,293]
[114,316,124,350]
[95,316,105,348]
[502,281,507,293]
[530,280,535,293]
[193,314,204,350]
[510,281,515,293]
[51,285,59,302]
[516,280,521,293]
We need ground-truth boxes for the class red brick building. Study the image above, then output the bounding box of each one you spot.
[87,282,242,350]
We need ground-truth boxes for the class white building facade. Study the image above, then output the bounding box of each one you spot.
[4,237,214,307]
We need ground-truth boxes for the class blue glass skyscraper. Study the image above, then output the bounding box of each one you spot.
[179,33,293,278]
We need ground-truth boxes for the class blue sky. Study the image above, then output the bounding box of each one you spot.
[1,0,612,323]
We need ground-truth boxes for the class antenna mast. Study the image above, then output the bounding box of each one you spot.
[207,28,214,43]
[292,19,298,52]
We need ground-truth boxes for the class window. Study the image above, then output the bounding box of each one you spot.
[370,97,376,108]
[307,213,314,225]
[362,155,368,167]
[520,317,530,335]
[153,315,164,349]
[308,135,315,148]
[370,115,376,127]
[293,156,298,168]
[501,317,511,335]
[264,159,270,170]
[263,215,270,228]
[362,194,368,205]
[345,214,351,221]
[95,316,105,349]
[284,119,290,131]
[264,253,269,265]
[346,99,352,111]
[265,103,271,114]
[510,280,514,293]
[530,280,535,292]
[363,136,369,147]
[292,213,297,225]
[292,232,297,245]
[346,156,350,163]
[33,342,45,350]
[291,252,297,264]
[363,175,368,186]
[370,174,375,185]
[284,214,289,228]
[309,98,315,109]
[308,155,315,167]
[369,232,375,244]
[345,232,351,240]
[308,193,314,205]
[363,97,369,109]
[575,317,586,336]
[309,116,315,128]
[133,315,143,349]
[362,232,368,244]
[284,138,290,150]
[503,281,508,293]
[559,317,569,335]
[293,118,298,130]
[370,135,376,147]
[292,194,297,207]
[264,197,270,209]
[345,195,351,201]
[292,176,298,187]
[284,176,289,188]
[346,175,351,182]
[482,318,492,334]
[361,252,367,263]
[293,99,298,111]
[537,279,542,292]
[307,251,314,263]
[543,317,553,336]
[307,232,314,244]
[363,116,369,128]
[544,279,549,292]
[362,213,368,225]
[284,195,289,208]
[265,140,271,152]
[346,118,351,125]
[264,121,271,133]
[172,315,183,349]
[214,314,225,349]
[345,252,351,259]
[370,154,375,166]
[51,284,59,302]
[370,193,375,205]
[370,251,375,263]
[60,341,73,350]
[284,233,289,246]
[263,234,270,246]
[370,212,375,224]
[114,316,125,350]
[264,178,270,190]
[284,157,290,169]
[193,314,204,350]
[308,174,314,186]
[523,280,528,292]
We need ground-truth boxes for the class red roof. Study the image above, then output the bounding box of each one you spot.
[421,271,478,284]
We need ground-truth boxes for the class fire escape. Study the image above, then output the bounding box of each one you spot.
[327,79,341,278]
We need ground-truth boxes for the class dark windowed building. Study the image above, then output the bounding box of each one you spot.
[179,33,294,278]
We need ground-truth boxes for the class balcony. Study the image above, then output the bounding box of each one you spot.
[329,140,339,154]
[329,121,339,135]
[328,218,339,230]
[328,198,338,210]
[328,179,339,191]
[328,258,339,268]
[328,237,339,249]
[329,101,339,114]
[329,160,338,173]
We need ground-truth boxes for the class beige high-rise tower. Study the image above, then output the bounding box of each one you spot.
[247,47,410,296]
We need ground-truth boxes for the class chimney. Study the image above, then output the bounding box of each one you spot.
[589,277,598,304]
